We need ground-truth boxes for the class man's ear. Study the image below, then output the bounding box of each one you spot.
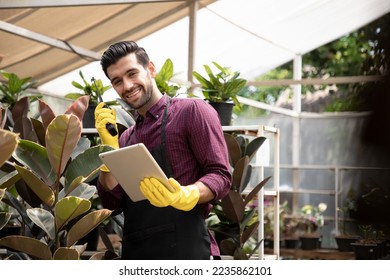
[148,61,157,78]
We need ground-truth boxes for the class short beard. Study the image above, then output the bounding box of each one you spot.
[127,80,153,110]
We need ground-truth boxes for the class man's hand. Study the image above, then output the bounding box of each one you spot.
[140,177,200,211]
[95,102,119,172]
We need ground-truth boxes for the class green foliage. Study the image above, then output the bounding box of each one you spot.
[208,133,271,259]
[0,97,114,259]
[155,58,184,97]
[243,13,389,113]
[64,70,114,106]
[193,61,247,107]
[0,70,42,109]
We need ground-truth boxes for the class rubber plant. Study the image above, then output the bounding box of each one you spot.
[209,133,271,259]
[0,126,19,232]
[0,95,114,260]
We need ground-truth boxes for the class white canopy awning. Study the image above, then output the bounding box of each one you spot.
[1,0,389,96]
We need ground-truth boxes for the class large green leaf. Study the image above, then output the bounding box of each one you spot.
[66,176,87,196]
[245,136,267,161]
[71,137,91,159]
[55,196,91,230]
[14,164,55,207]
[26,208,55,240]
[59,183,96,201]
[66,209,112,247]
[223,133,241,167]
[13,114,38,143]
[13,139,56,186]
[30,118,46,145]
[241,221,259,244]
[232,156,249,192]
[0,236,52,259]
[0,212,11,230]
[11,96,29,122]
[0,129,18,167]
[64,145,113,193]
[220,238,238,255]
[64,95,89,124]
[244,176,272,206]
[0,170,21,190]
[38,99,56,131]
[53,247,80,260]
[46,114,81,177]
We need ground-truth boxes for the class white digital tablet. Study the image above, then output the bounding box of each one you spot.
[99,143,174,202]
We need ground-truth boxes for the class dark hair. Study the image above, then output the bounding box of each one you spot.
[100,41,150,78]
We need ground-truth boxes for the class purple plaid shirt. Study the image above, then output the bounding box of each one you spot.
[97,94,231,257]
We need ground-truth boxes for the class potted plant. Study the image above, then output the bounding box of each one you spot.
[263,199,292,249]
[299,202,327,250]
[0,96,114,259]
[0,127,19,238]
[350,225,386,260]
[192,62,247,125]
[207,133,271,259]
[64,70,115,128]
[0,70,42,129]
[334,203,360,252]
[155,58,186,98]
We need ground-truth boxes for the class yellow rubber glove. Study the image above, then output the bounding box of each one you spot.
[140,177,200,211]
[95,102,119,172]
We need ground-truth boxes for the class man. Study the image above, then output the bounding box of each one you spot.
[95,40,231,259]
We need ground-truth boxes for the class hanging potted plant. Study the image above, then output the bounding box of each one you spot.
[192,62,247,126]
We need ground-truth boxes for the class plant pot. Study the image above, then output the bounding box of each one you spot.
[264,238,282,249]
[300,235,321,250]
[209,102,234,126]
[213,224,239,251]
[0,225,21,238]
[83,105,97,128]
[76,227,100,251]
[351,242,380,260]
[335,235,360,252]
[284,237,300,249]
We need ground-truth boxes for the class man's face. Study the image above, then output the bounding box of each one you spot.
[107,53,156,110]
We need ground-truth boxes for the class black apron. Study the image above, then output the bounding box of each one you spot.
[121,98,211,260]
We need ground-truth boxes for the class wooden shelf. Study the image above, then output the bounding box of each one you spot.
[265,248,355,260]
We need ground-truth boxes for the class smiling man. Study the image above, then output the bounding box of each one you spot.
[94,41,231,260]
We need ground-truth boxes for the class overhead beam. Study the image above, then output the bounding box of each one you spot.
[0,0,183,8]
[0,21,101,61]
[246,75,384,87]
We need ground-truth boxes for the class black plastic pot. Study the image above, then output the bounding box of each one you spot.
[209,102,234,126]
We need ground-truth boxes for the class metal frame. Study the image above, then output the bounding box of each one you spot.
[257,125,280,260]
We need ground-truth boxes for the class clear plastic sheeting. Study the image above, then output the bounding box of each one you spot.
[239,112,390,248]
